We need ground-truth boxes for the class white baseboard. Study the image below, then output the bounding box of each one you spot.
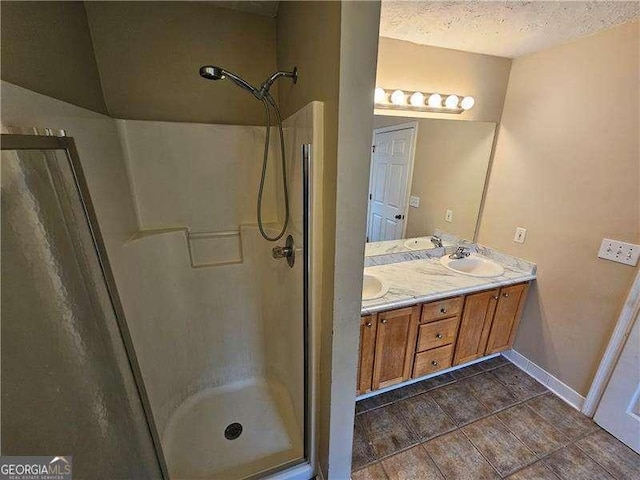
[503,349,586,412]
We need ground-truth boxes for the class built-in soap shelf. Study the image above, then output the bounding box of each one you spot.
[127,228,244,267]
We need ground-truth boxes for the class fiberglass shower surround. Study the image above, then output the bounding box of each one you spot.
[111,100,320,479]
[199,65,298,241]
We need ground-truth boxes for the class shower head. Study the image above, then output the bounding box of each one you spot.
[199,65,258,96]
[199,65,225,81]
[199,65,298,100]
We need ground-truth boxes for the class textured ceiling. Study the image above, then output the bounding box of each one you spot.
[380,1,640,58]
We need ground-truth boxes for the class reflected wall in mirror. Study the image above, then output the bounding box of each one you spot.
[366,114,496,252]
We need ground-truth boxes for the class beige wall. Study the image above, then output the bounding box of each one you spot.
[373,115,495,240]
[326,2,380,477]
[0,1,107,114]
[84,1,277,125]
[376,38,512,123]
[478,20,640,396]
[275,2,343,475]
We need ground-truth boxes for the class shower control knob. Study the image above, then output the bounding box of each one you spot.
[271,234,295,268]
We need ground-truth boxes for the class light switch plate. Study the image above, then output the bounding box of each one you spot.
[409,195,420,208]
[514,227,527,244]
[445,209,453,222]
[598,238,640,266]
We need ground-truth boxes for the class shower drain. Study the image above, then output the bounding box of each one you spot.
[224,422,243,440]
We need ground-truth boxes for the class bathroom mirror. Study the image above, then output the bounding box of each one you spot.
[365,114,496,255]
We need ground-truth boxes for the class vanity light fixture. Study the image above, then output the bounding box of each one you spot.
[409,91,425,107]
[390,89,406,105]
[444,94,460,109]
[461,96,475,110]
[427,93,442,108]
[374,88,475,114]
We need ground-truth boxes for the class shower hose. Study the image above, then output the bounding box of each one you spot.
[257,94,289,242]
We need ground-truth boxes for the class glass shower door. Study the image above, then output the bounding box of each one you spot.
[1,139,166,478]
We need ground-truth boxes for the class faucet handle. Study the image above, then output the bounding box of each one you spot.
[449,246,471,259]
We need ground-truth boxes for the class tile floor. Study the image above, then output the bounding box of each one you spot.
[352,356,640,480]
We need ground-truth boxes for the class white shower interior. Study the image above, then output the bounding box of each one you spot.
[113,104,321,478]
[1,79,320,479]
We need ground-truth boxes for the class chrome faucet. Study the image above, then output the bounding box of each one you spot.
[449,246,471,259]
[431,236,443,248]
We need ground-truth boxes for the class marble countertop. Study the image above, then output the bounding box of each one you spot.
[361,246,536,315]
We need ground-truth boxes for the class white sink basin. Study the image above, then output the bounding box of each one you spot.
[440,253,505,278]
[362,274,389,300]
[404,237,452,251]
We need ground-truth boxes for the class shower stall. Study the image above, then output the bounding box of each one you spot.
[2,81,322,479]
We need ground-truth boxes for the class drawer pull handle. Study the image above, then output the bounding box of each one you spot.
[493,295,499,300]
[431,360,439,366]
[381,319,387,324]
[503,293,510,298]
[436,333,443,339]
[440,308,447,314]
[365,322,372,328]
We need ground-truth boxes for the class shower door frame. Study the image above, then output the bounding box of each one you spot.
[2,134,316,480]
[1,133,170,479]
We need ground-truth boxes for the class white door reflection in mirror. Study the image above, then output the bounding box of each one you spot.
[367,123,416,242]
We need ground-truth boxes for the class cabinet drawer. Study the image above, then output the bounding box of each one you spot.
[421,296,464,323]
[413,344,454,378]
[416,317,459,352]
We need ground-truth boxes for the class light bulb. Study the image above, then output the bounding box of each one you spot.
[390,90,406,105]
[461,96,475,110]
[409,92,425,107]
[428,93,442,108]
[374,87,386,104]
[445,95,460,109]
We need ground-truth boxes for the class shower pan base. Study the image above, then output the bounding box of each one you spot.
[163,378,302,479]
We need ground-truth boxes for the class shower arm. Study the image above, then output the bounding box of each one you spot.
[256,67,298,100]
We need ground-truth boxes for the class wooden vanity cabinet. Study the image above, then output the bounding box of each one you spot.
[412,296,463,378]
[357,282,529,395]
[357,314,377,395]
[371,306,420,390]
[453,289,499,365]
[485,283,529,354]
[453,282,530,365]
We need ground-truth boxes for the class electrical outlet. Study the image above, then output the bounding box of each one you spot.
[514,227,527,244]
[409,195,420,208]
[598,238,640,266]
[445,209,453,223]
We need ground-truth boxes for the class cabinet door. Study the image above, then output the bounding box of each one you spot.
[372,306,420,389]
[453,289,499,366]
[485,283,529,354]
[357,314,377,395]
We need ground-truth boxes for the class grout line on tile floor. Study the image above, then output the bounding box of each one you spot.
[355,362,512,416]
[353,371,551,473]
[458,415,534,478]
[352,358,633,479]
[499,426,604,479]
[417,442,448,480]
